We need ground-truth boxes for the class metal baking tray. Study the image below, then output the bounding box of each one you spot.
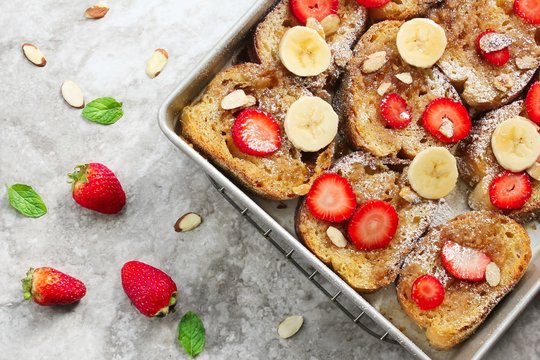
[158,1,540,359]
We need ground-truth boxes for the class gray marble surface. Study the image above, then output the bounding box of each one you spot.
[0,1,539,359]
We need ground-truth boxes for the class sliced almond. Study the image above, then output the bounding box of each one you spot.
[146,48,168,78]
[485,262,501,287]
[292,184,311,196]
[221,89,256,110]
[362,51,387,74]
[174,212,202,232]
[326,226,347,248]
[84,3,110,19]
[377,82,392,96]
[479,33,513,53]
[61,80,85,108]
[306,18,325,40]
[493,74,514,92]
[527,160,540,181]
[516,56,538,70]
[320,14,340,37]
[22,43,46,67]
[395,72,413,84]
[399,186,421,204]
[277,315,303,339]
[439,118,454,139]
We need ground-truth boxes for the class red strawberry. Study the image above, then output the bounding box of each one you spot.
[68,163,126,214]
[22,267,86,306]
[356,0,390,8]
[489,171,532,210]
[422,98,472,143]
[231,109,281,157]
[290,0,339,24]
[347,200,398,251]
[514,0,540,25]
[411,275,445,310]
[441,241,492,281]
[475,30,510,66]
[526,82,540,125]
[121,261,178,317]
[380,93,412,129]
[306,173,357,222]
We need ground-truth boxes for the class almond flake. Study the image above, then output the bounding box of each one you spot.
[399,186,421,204]
[493,74,514,92]
[278,315,303,339]
[395,72,413,84]
[479,33,513,53]
[377,82,392,96]
[485,262,501,287]
[146,48,168,78]
[22,43,46,67]
[515,56,538,70]
[320,14,340,37]
[439,118,454,138]
[174,212,202,232]
[61,80,84,108]
[221,90,256,110]
[292,184,311,196]
[84,2,110,19]
[362,51,387,74]
[306,18,325,39]
[326,226,347,248]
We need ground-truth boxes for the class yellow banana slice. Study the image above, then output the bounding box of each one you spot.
[491,116,540,172]
[284,96,338,152]
[408,147,458,199]
[396,18,447,68]
[279,26,332,77]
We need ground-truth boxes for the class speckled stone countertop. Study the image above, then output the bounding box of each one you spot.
[0,1,539,359]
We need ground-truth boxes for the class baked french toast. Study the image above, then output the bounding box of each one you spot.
[396,211,532,349]
[428,0,540,112]
[295,152,437,292]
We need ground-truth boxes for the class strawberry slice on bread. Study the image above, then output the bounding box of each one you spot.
[422,98,472,143]
[475,30,511,66]
[347,200,399,250]
[380,93,412,129]
[526,82,540,124]
[231,108,281,156]
[489,171,532,210]
[514,0,540,24]
[411,275,445,310]
[356,0,390,8]
[290,0,339,24]
[441,241,492,281]
[306,173,356,222]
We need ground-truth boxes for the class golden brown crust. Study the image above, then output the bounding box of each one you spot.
[370,0,443,21]
[396,211,532,349]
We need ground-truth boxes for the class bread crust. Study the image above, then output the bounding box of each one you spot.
[396,211,532,349]
[370,0,443,21]
[295,152,437,292]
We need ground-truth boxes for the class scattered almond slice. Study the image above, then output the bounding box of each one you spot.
[146,48,168,78]
[85,2,110,19]
[439,118,454,138]
[479,33,513,53]
[306,18,325,39]
[516,56,538,70]
[22,43,46,67]
[377,82,392,96]
[174,212,202,232]
[61,80,85,108]
[320,14,340,37]
[221,89,256,110]
[278,315,304,339]
[399,186,421,204]
[395,72,413,84]
[493,74,514,92]
[326,226,347,248]
[292,184,311,196]
[527,160,540,181]
[485,262,501,287]
[362,51,387,74]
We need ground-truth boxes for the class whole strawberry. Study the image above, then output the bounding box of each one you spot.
[22,267,86,306]
[68,163,126,214]
[121,261,178,317]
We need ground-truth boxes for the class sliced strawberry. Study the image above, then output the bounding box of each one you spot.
[514,0,540,25]
[231,108,281,156]
[526,82,540,125]
[411,275,445,310]
[356,0,390,8]
[306,173,357,222]
[489,171,532,210]
[347,200,398,251]
[441,241,492,282]
[422,98,472,143]
[380,93,412,129]
[475,30,510,66]
[290,0,339,24]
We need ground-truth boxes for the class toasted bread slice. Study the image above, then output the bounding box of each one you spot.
[429,0,540,112]
[253,0,367,96]
[370,0,442,21]
[295,152,437,292]
[181,63,335,200]
[336,20,461,158]
[396,211,532,349]
[457,100,540,223]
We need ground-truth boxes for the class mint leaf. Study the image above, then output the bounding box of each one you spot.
[178,311,205,358]
[7,184,47,218]
[82,97,124,125]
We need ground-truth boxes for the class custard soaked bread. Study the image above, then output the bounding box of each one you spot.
[181,63,335,200]
[295,152,437,292]
[336,20,464,158]
[428,0,540,112]
[369,0,442,22]
[397,211,532,349]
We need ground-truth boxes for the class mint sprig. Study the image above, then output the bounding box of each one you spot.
[178,311,205,358]
[7,184,47,218]
[82,97,124,125]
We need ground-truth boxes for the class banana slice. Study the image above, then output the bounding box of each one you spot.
[408,147,458,199]
[284,96,338,152]
[491,116,540,172]
[279,26,332,77]
[396,18,447,68]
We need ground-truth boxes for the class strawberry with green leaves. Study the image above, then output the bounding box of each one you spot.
[22,267,86,306]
